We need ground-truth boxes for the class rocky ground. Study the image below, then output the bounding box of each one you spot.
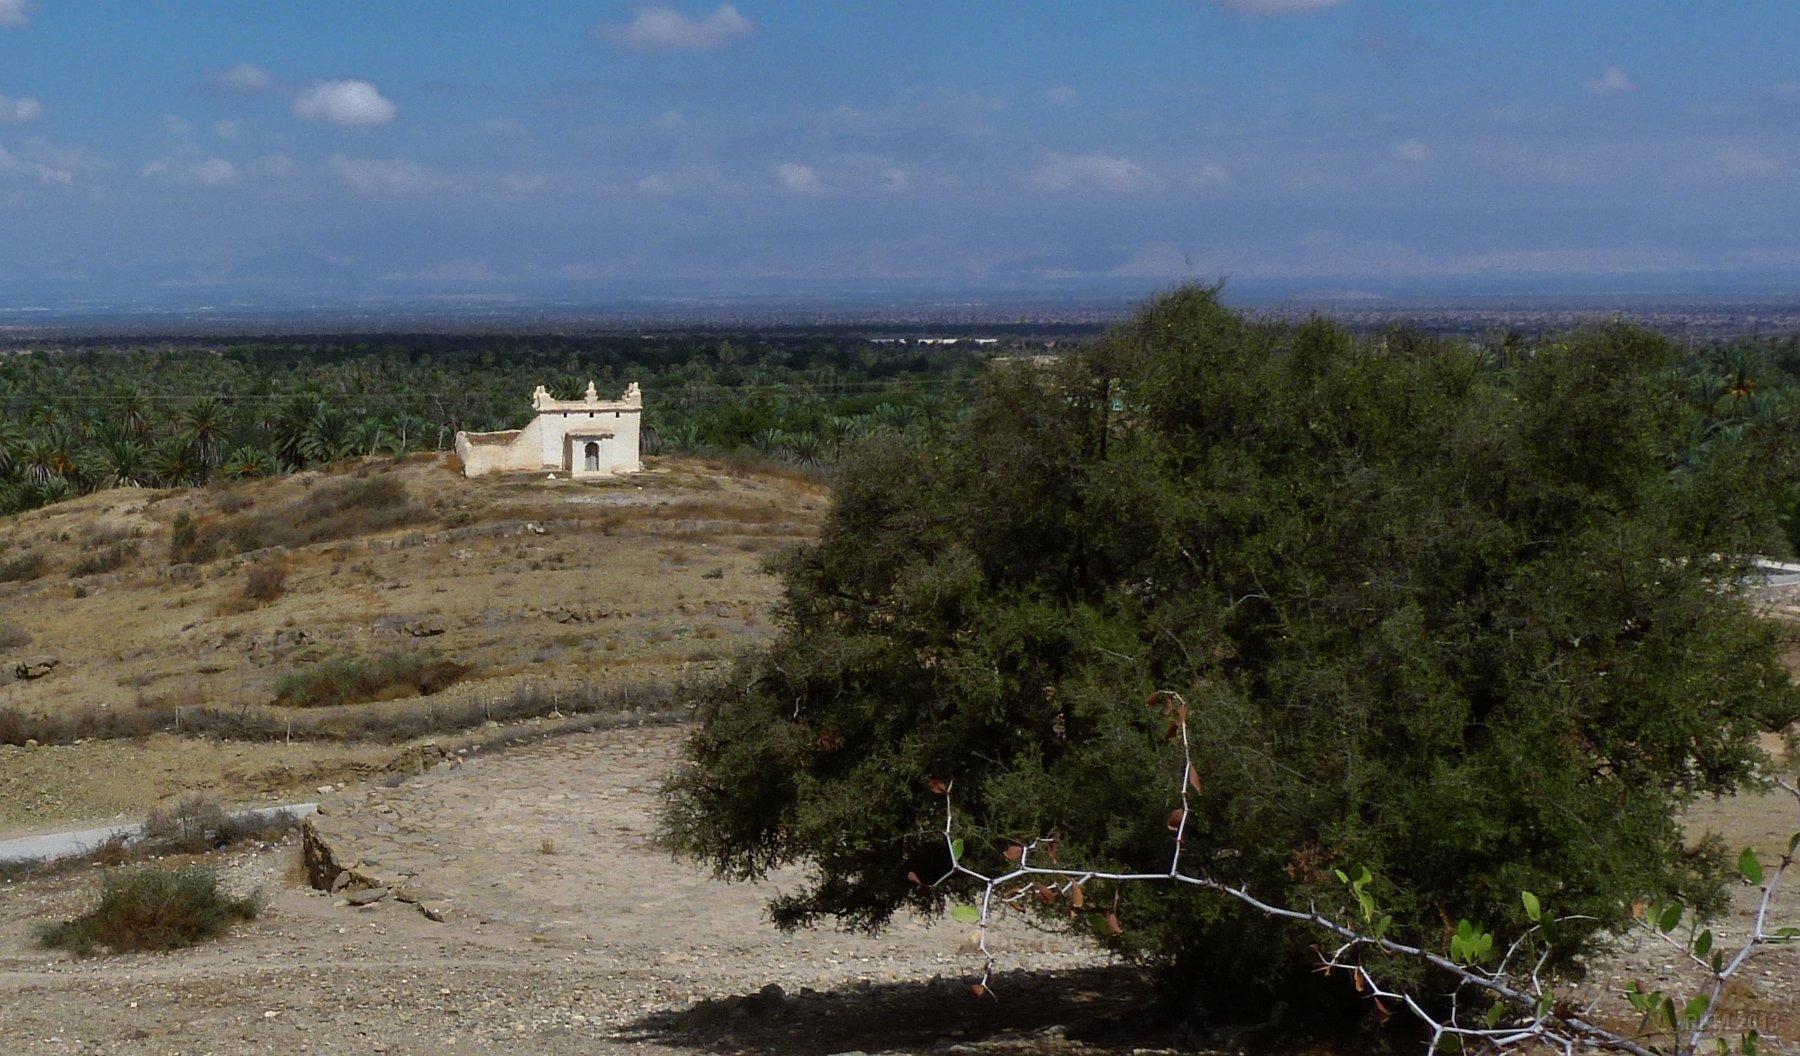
[0,726,1142,1056]
[2,724,1796,1056]
[0,454,825,835]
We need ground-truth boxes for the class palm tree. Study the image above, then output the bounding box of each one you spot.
[111,386,150,440]
[17,438,60,485]
[179,396,230,472]
[782,430,823,466]
[150,437,203,488]
[93,435,151,488]
[219,443,278,480]
[300,405,356,465]
[750,428,785,457]
[0,419,25,478]
[273,395,326,468]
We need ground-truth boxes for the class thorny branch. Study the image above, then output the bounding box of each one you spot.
[926,692,1800,1056]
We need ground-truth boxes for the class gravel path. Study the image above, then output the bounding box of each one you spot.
[0,727,1126,1056]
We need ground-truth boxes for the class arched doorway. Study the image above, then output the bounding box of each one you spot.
[584,441,600,472]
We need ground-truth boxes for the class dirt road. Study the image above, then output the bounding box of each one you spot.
[0,727,1120,1055]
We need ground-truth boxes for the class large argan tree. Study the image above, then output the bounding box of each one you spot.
[662,287,1800,1017]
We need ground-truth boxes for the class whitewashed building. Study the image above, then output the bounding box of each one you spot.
[454,381,643,478]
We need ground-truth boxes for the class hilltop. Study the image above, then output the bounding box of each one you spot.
[0,453,827,836]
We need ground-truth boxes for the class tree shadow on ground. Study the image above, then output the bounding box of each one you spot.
[613,964,1170,1056]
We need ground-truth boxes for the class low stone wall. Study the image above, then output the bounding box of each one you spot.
[454,426,540,477]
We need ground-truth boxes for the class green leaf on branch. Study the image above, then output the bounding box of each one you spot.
[1738,847,1764,885]
[1450,919,1494,965]
[1521,890,1541,923]
[1694,929,1713,958]
[1484,1001,1506,1028]
[949,904,980,924]
[949,838,964,864]
[1685,994,1711,1024]
[1658,903,1683,933]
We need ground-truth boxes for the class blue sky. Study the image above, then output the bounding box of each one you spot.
[2,1,1799,307]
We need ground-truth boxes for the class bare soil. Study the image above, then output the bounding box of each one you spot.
[0,726,1128,1056]
[1,725,1794,1055]
[0,454,825,834]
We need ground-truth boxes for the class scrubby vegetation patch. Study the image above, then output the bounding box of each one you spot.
[273,648,473,708]
[35,865,260,956]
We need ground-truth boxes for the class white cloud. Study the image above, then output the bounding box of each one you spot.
[595,5,755,52]
[0,94,42,124]
[0,0,31,28]
[1212,0,1348,14]
[249,154,295,179]
[819,89,1007,140]
[1187,162,1233,190]
[1715,146,1785,178]
[1583,66,1634,96]
[479,117,529,138]
[214,120,241,139]
[164,113,193,136]
[637,165,732,195]
[212,63,275,93]
[326,154,432,193]
[294,80,397,127]
[143,156,242,188]
[1487,104,1561,126]
[1043,86,1079,106]
[1390,138,1431,163]
[0,142,72,184]
[1024,153,1153,193]
[775,162,827,195]
[192,157,239,187]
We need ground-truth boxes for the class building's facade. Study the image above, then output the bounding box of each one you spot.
[453,381,643,478]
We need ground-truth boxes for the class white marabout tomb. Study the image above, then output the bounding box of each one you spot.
[453,381,644,478]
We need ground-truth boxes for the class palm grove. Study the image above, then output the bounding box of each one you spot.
[0,332,986,517]
[663,288,1800,1022]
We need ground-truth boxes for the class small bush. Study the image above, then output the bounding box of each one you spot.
[142,793,297,853]
[168,511,215,565]
[35,865,260,956]
[0,551,45,583]
[242,561,287,604]
[69,541,141,578]
[273,649,473,708]
[0,621,30,649]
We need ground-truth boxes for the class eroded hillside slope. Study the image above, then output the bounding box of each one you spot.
[0,454,826,833]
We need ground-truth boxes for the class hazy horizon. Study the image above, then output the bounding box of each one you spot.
[4,3,1800,310]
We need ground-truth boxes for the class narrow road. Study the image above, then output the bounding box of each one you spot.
[0,803,315,863]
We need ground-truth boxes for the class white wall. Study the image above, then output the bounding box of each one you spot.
[454,383,642,478]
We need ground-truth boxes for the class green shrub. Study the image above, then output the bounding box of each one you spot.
[35,865,260,956]
[273,649,472,708]
[167,511,213,565]
[0,551,45,583]
[661,287,1800,1019]
[69,540,140,577]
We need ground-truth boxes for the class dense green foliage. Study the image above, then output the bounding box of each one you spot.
[35,865,260,956]
[662,288,1800,1016]
[0,331,1001,515]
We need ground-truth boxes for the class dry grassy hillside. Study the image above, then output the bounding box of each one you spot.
[0,454,827,834]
